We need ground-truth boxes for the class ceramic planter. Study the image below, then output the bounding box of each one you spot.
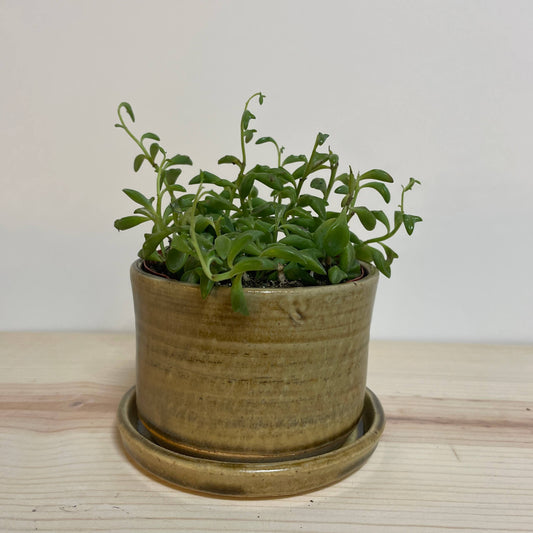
[117,259,385,497]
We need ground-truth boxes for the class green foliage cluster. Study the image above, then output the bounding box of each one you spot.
[115,93,421,314]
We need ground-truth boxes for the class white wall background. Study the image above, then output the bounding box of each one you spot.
[1,0,532,342]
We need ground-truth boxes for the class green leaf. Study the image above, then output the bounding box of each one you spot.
[346,260,362,278]
[339,245,362,278]
[194,214,213,233]
[403,214,423,235]
[181,269,200,284]
[165,248,187,273]
[133,154,145,172]
[277,186,297,203]
[282,154,307,165]
[143,251,163,263]
[133,207,154,218]
[243,241,262,256]
[163,168,182,186]
[202,193,236,212]
[339,243,355,273]
[227,233,255,267]
[336,173,350,185]
[231,257,277,275]
[371,247,391,277]
[251,198,276,217]
[190,171,233,188]
[309,152,330,170]
[283,263,318,285]
[261,245,326,275]
[162,204,173,224]
[279,235,316,249]
[353,207,377,230]
[247,169,284,191]
[297,194,327,219]
[114,215,149,231]
[231,274,249,315]
[218,215,235,234]
[273,202,288,221]
[251,219,274,237]
[242,109,255,130]
[298,250,327,275]
[286,212,319,230]
[174,194,195,211]
[267,165,296,185]
[119,102,135,122]
[292,162,308,180]
[316,132,329,146]
[140,229,173,259]
[244,129,256,143]
[324,212,350,257]
[394,210,403,228]
[239,175,255,198]
[313,218,335,251]
[403,177,421,193]
[171,234,193,253]
[256,136,276,145]
[349,231,362,245]
[334,184,349,194]
[141,132,160,142]
[200,273,215,299]
[361,181,391,203]
[195,232,214,253]
[372,210,390,231]
[149,142,159,160]
[354,243,374,263]
[380,243,399,264]
[214,235,232,260]
[328,265,348,284]
[310,177,327,195]
[359,169,394,183]
[218,154,242,166]
[122,188,154,210]
[280,224,312,239]
[167,154,193,166]
[206,247,224,273]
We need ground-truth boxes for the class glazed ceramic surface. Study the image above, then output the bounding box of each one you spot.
[117,386,385,498]
[130,260,379,462]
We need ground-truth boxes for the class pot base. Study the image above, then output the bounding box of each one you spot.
[117,386,385,498]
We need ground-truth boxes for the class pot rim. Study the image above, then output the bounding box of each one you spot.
[131,258,378,296]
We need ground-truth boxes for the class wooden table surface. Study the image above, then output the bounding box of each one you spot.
[1,332,532,532]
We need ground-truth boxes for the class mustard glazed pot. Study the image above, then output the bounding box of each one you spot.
[113,93,421,497]
[117,261,385,497]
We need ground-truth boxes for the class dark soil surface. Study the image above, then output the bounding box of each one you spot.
[217,276,312,289]
[142,261,346,288]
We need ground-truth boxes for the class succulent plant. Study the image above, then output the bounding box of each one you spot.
[115,93,421,314]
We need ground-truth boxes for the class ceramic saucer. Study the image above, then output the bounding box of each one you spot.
[117,386,385,498]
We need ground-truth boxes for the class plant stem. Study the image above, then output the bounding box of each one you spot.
[188,184,215,281]
[117,107,157,171]
[363,222,401,245]
[239,92,262,174]
[346,169,361,222]
[363,182,409,245]
[296,137,320,196]
[324,161,338,202]
[274,140,282,168]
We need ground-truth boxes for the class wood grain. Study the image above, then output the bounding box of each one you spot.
[1,333,532,532]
